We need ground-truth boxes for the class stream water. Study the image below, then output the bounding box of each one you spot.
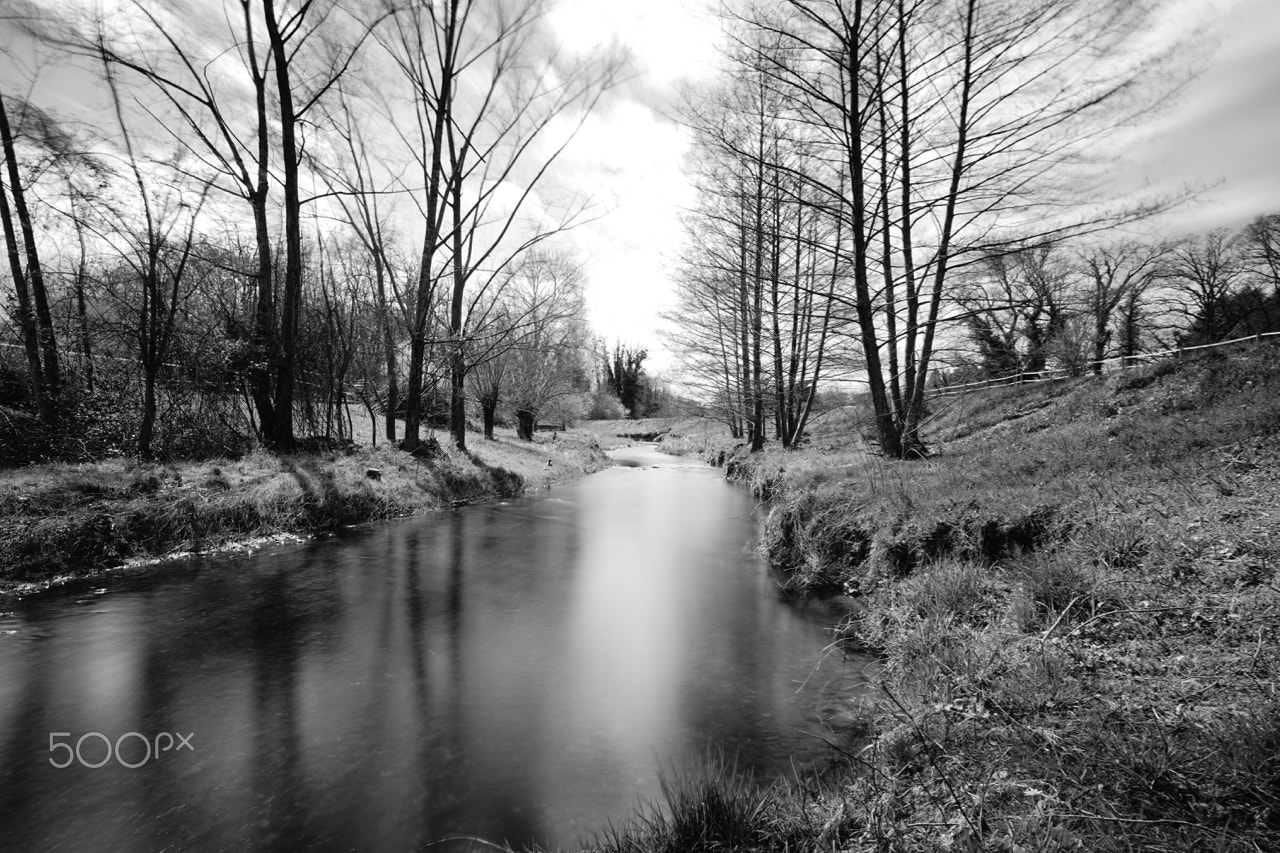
[0,445,871,852]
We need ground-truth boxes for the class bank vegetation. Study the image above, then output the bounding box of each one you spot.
[594,345,1280,852]
[0,427,608,594]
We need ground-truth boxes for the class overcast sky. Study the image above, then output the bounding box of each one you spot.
[543,0,721,370]
[3,0,1280,373]
[544,0,1280,370]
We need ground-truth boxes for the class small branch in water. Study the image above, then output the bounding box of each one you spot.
[423,837,515,852]
[798,729,875,772]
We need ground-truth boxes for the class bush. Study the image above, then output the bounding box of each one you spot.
[587,387,627,420]
[0,406,48,467]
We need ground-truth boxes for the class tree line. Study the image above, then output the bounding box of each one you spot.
[951,219,1280,383]
[0,0,632,464]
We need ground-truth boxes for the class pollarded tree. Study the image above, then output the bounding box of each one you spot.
[497,250,589,440]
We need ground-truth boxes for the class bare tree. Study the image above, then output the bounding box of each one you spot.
[1167,229,1250,345]
[719,0,1179,456]
[466,249,586,440]
[320,83,407,445]
[94,51,213,459]
[76,0,381,450]
[375,0,619,452]
[670,39,854,449]
[1077,239,1166,372]
[1243,213,1280,297]
[501,252,589,440]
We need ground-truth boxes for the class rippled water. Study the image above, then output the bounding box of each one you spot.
[0,445,871,852]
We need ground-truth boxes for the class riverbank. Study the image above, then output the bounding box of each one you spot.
[591,347,1280,852]
[0,428,609,596]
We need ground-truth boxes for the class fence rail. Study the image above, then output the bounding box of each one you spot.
[928,331,1280,399]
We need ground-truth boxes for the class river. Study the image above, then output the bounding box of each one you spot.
[0,445,871,852]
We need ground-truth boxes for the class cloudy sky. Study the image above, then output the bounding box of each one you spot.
[541,0,1280,369]
[3,0,1280,372]
[542,0,721,370]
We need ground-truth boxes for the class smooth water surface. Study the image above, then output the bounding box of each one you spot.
[0,446,871,852]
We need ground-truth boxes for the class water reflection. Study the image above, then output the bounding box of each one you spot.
[0,446,872,852]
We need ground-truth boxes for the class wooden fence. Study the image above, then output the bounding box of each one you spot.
[928,331,1280,399]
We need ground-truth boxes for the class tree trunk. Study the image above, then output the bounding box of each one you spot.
[403,333,426,449]
[67,183,94,393]
[842,2,903,458]
[769,162,787,447]
[447,111,469,452]
[402,5,457,452]
[736,177,753,448]
[877,52,903,417]
[901,0,977,459]
[139,369,158,461]
[0,91,58,422]
[1092,311,1109,375]
[450,350,467,451]
[749,75,767,452]
[263,0,301,452]
[0,142,51,425]
[481,397,497,440]
[515,408,535,441]
[241,3,277,448]
[374,257,397,444]
[898,0,920,411]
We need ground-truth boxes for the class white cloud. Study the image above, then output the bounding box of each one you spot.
[545,1,722,368]
[548,0,720,87]
[1124,0,1280,232]
[557,98,695,370]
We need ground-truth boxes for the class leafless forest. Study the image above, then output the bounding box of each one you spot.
[1,0,1276,465]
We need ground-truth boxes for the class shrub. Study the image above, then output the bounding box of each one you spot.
[587,387,627,420]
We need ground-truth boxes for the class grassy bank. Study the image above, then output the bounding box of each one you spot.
[595,346,1280,852]
[0,427,608,595]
